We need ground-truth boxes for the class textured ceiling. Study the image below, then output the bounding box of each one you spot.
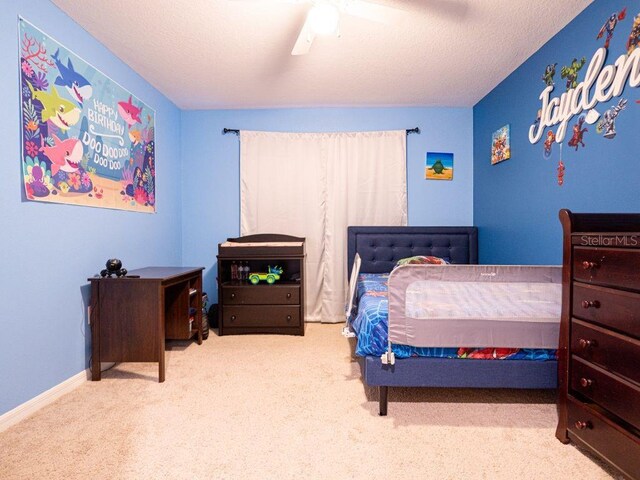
[50,0,593,109]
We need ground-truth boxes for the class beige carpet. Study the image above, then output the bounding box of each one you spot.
[0,324,620,480]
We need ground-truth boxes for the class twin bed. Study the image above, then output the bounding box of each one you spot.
[346,226,560,415]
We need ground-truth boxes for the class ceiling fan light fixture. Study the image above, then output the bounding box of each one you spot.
[307,3,340,35]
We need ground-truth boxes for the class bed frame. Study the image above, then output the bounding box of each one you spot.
[347,226,558,415]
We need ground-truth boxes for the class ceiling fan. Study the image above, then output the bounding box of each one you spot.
[233,0,400,55]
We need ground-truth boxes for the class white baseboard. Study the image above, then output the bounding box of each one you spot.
[0,368,89,433]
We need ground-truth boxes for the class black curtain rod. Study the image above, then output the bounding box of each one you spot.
[223,127,420,136]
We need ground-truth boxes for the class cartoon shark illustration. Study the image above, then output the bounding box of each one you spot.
[27,82,81,131]
[117,95,142,128]
[40,135,83,176]
[52,49,93,105]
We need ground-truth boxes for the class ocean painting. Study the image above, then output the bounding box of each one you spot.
[425,152,453,180]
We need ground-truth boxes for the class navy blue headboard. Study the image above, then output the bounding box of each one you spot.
[347,226,478,277]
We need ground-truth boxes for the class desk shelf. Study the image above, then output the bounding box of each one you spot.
[165,274,203,341]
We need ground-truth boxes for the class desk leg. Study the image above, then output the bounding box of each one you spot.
[159,288,165,383]
[159,349,165,383]
[158,329,165,383]
[158,331,165,383]
[91,352,101,381]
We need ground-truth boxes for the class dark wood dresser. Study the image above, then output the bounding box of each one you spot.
[217,234,305,336]
[557,209,640,479]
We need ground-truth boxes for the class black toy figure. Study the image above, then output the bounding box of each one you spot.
[100,258,128,278]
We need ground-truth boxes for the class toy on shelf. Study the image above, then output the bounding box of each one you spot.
[100,258,127,278]
[248,265,283,285]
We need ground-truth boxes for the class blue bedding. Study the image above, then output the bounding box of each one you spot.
[350,273,557,361]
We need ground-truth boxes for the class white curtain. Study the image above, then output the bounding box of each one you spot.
[240,130,407,323]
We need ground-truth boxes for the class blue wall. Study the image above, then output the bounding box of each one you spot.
[181,107,473,301]
[474,0,640,264]
[0,1,182,415]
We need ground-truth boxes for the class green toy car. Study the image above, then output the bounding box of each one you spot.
[248,265,283,285]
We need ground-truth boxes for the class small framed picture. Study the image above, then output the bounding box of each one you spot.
[425,152,453,180]
[491,125,511,164]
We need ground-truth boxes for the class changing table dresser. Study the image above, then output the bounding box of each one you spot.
[217,234,305,336]
[557,209,640,480]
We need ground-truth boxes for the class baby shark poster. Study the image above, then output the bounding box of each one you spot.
[19,18,156,213]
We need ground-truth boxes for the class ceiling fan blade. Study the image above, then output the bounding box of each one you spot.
[291,16,316,55]
[228,0,305,3]
[341,0,395,23]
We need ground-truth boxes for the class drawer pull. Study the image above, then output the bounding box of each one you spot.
[286,293,292,299]
[230,293,236,299]
[580,377,593,388]
[230,315,236,321]
[575,420,592,430]
[581,300,600,309]
[578,338,596,349]
[581,261,599,270]
[286,315,292,321]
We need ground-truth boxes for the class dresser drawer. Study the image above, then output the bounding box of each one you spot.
[567,397,640,479]
[222,305,300,328]
[573,247,640,291]
[572,282,640,338]
[571,356,640,430]
[572,319,640,384]
[222,285,300,305]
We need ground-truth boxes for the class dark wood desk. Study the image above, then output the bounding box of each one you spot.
[88,267,204,382]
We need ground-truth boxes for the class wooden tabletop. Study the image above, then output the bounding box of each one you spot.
[89,266,204,282]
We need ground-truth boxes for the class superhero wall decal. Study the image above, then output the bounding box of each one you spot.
[542,63,557,86]
[568,116,588,150]
[597,8,627,49]
[529,5,639,186]
[627,12,640,53]
[560,57,586,90]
